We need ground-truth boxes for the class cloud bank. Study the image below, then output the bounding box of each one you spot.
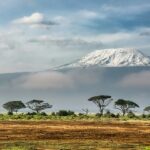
[13,71,74,89]
[120,71,150,88]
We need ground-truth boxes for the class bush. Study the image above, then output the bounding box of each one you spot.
[67,110,75,116]
[8,112,13,115]
[95,113,102,117]
[40,112,47,116]
[27,112,37,115]
[127,111,136,118]
[56,110,75,116]
[110,113,116,118]
[78,113,84,116]
[104,111,116,118]
[51,112,56,116]
[116,113,120,118]
[146,114,150,119]
[141,114,146,118]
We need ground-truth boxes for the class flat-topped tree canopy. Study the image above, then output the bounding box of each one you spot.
[27,99,44,104]
[88,95,112,101]
[115,99,139,116]
[26,99,52,113]
[88,95,112,115]
[127,100,139,108]
[115,99,139,108]
[3,101,26,114]
[144,106,150,113]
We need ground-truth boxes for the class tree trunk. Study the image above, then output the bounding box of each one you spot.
[122,110,126,116]
[99,109,103,116]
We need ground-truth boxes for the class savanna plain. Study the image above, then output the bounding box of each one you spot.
[0,118,150,150]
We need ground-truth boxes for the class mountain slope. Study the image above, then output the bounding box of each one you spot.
[56,48,150,69]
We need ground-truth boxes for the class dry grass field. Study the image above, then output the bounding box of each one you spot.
[0,120,150,149]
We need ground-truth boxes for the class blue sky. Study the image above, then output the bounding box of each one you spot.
[0,0,150,73]
[0,0,150,112]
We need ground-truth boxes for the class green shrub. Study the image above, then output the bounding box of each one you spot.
[141,114,146,118]
[127,111,136,118]
[78,113,84,116]
[51,112,56,116]
[104,111,111,117]
[40,112,47,116]
[147,114,150,118]
[8,112,13,115]
[27,112,37,115]
[56,110,75,116]
[95,113,102,117]
[115,113,120,118]
[103,111,117,118]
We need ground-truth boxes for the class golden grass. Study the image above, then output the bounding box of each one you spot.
[0,120,149,149]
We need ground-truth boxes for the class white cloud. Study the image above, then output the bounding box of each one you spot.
[79,10,105,19]
[14,13,43,24]
[13,12,58,28]
[120,71,150,88]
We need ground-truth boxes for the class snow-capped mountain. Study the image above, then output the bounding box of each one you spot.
[56,48,150,69]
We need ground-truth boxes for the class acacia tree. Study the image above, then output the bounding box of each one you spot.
[114,99,139,116]
[26,99,52,113]
[88,95,112,115]
[144,106,150,114]
[3,101,26,114]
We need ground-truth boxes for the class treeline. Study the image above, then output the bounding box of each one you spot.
[88,95,150,117]
[1,95,150,118]
[2,99,52,115]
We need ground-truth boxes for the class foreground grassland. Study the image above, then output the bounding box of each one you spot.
[1,140,150,150]
[0,120,150,150]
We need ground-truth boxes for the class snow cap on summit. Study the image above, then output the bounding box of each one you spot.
[65,48,150,68]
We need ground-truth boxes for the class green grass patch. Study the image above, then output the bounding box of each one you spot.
[0,141,148,150]
[1,142,36,150]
